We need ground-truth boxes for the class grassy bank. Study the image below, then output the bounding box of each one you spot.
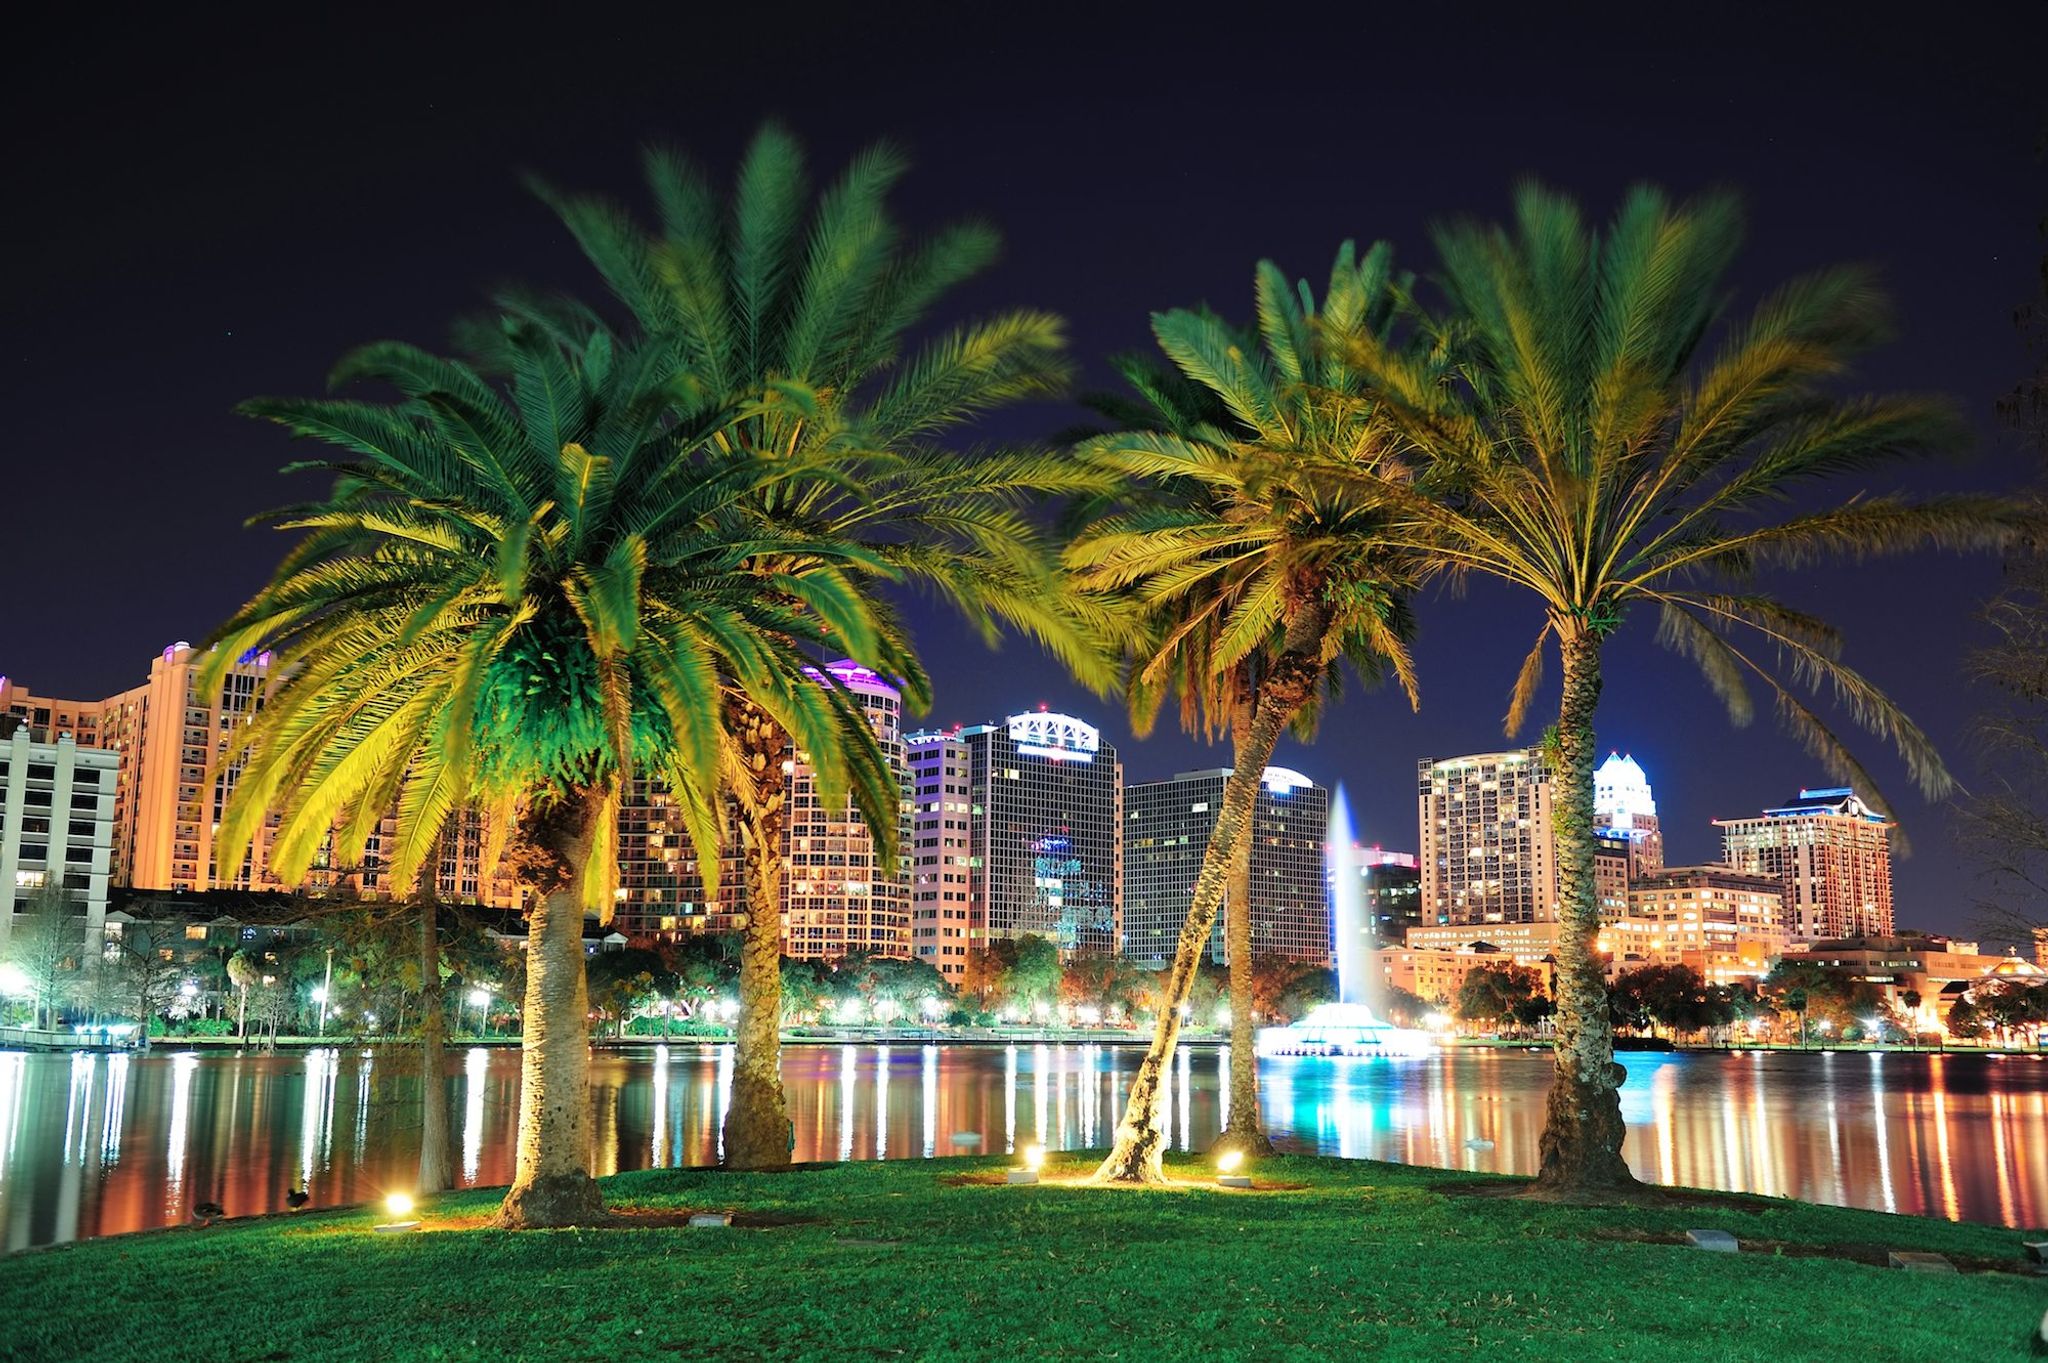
[7,1155,2043,1362]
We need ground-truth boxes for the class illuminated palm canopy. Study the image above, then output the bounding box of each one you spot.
[1339,183,2035,1193]
[204,323,899,908]
[1066,244,1426,1182]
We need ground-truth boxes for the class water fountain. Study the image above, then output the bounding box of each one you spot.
[1256,784,1435,1058]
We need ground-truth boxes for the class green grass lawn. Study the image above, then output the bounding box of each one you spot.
[7,1155,2044,1362]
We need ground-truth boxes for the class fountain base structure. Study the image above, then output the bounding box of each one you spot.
[1255,1002,1435,1059]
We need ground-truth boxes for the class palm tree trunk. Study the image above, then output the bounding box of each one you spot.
[1534,623,1637,1194]
[1219,717,1270,1155]
[723,707,791,1170]
[1094,623,1322,1185]
[497,785,610,1228]
[417,896,450,1195]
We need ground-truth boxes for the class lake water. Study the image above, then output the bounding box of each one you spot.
[2,1042,2044,1248]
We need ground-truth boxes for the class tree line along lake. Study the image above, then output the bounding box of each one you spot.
[2,1042,2044,1249]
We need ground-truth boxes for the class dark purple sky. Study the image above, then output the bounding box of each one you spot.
[3,5,2042,937]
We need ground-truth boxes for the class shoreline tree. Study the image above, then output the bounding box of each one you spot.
[206,324,878,1226]
[530,125,1115,1169]
[1348,183,2029,1194]
[1069,243,1421,1183]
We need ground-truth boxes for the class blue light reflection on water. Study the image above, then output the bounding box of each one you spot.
[1,1042,2045,1249]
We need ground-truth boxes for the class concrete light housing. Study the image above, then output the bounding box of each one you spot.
[1008,1144,1045,1184]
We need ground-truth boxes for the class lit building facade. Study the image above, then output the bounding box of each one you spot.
[123,642,279,892]
[1593,835,1632,922]
[781,664,912,960]
[1715,787,1894,942]
[1362,851,1422,944]
[907,729,976,979]
[10,646,514,906]
[952,710,1122,955]
[1403,919,1562,968]
[0,679,111,749]
[1,729,119,941]
[612,662,913,961]
[1372,942,1548,1006]
[1601,864,1785,984]
[1593,751,1664,875]
[1418,749,1557,926]
[1124,766,1329,965]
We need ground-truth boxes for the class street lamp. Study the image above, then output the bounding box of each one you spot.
[468,988,491,1037]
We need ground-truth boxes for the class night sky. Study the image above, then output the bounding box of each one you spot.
[4,6,2042,937]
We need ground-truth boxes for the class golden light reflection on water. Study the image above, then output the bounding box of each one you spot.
[1,1044,2045,1248]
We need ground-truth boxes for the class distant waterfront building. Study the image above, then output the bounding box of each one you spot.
[0,678,110,749]
[1418,749,1557,926]
[1,728,119,942]
[1593,836,1632,922]
[1362,851,1422,944]
[11,645,515,907]
[917,709,1122,960]
[1403,920,1561,970]
[1124,767,1330,965]
[1789,933,2045,1031]
[613,778,742,940]
[1714,787,1894,942]
[781,664,913,961]
[108,642,278,892]
[613,662,913,962]
[1592,752,1664,875]
[907,728,976,980]
[1601,863,1785,984]
[2036,927,2048,970]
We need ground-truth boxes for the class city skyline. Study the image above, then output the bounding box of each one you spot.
[5,639,1954,953]
[2,13,2037,946]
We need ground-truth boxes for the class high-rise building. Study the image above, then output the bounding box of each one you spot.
[914,709,1122,961]
[1592,751,1664,875]
[1124,766,1330,965]
[1715,787,1894,942]
[612,662,912,961]
[1593,835,1632,922]
[1,728,119,942]
[907,729,976,979]
[1418,749,1557,926]
[614,778,742,939]
[8,646,514,905]
[1362,852,1422,944]
[2036,927,2048,970]
[123,642,279,892]
[0,679,111,749]
[781,663,913,960]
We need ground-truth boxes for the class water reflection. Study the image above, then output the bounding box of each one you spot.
[2,1045,2046,1249]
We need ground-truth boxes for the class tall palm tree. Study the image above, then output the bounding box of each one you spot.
[533,125,1115,1169]
[1085,350,1350,1157]
[1069,243,1421,1183]
[1346,184,2028,1192]
[206,324,894,1224]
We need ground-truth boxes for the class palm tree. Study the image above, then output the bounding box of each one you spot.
[532,125,1114,1168]
[206,324,893,1225]
[1346,183,2029,1192]
[1068,243,1421,1183]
